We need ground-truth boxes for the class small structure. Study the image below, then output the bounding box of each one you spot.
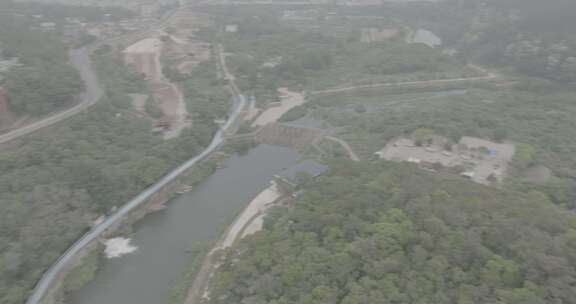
[274,160,328,195]
[360,28,399,43]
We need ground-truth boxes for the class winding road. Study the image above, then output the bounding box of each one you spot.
[25,11,248,304]
[22,8,499,303]
[26,94,246,304]
[311,66,499,96]
[0,47,103,144]
[0,8,182,145]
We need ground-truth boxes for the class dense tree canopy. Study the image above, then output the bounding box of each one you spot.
[0,3,83,116]
[415,0,576,82]
[0,48,224,304]
[208,161,576,304]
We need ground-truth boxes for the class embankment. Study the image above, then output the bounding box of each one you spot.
[26,93,245,304]
[183,182,283,304]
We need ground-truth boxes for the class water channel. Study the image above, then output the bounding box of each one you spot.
[71,144,301,304]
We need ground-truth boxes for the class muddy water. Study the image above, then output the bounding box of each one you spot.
[71,144,301,304]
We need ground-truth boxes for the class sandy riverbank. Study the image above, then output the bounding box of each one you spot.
[184,182,283,304]
[220,182,281,248]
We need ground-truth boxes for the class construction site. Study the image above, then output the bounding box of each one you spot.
[376,135,516,185]
[121,12,212,139]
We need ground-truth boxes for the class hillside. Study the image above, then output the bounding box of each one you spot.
[207,160,576,304]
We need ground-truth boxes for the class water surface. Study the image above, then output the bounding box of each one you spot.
[72,144,301,304]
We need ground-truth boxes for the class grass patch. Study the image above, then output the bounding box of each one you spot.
[60,250,101,300]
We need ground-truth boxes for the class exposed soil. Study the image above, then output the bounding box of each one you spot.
[123,35,191,139]
[102,237,138,259]
[252,88,305,127]
[184,183,283,304]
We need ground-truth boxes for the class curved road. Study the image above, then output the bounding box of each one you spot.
[0,47,103,144]
[26,9,247,304]
[0,8,180,145]
[26,94,246,304]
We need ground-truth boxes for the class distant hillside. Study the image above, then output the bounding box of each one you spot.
[416,0,576,82]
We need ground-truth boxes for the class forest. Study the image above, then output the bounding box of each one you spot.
[0,47,225,304]
[304,81,576,211]
[208,160,576,304]
[2,1,576,303]
[210,9,471,107]
[0,2,82,116]
[400,0,576,82]
[0,1,132,116]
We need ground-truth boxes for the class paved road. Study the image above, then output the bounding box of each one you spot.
[0,8,180,145]
[25,10,249,304]
[0,47,103,144]
[25,93,246,304]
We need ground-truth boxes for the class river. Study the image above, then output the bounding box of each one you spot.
[71,144,301,304]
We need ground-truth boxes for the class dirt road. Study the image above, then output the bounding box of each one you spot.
[325,136,360,161]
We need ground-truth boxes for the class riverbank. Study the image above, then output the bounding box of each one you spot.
[53,158,220,304]
[26,62,245,304]
[0,46,103,146]
[68,144,300,304]
[182,181,286,304]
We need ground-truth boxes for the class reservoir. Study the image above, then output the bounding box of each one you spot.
[71,144,301,304]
